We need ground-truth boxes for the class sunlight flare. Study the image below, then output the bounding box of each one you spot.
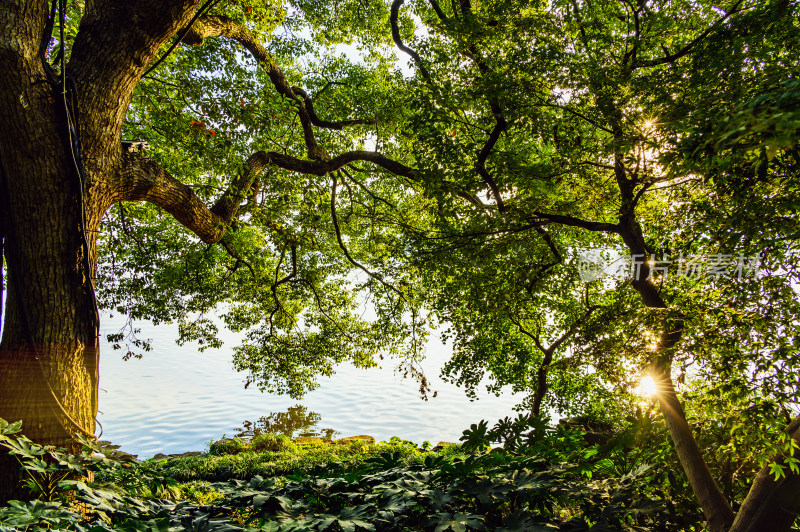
[636,375,658,397]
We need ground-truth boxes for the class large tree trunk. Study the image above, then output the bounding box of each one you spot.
[0,1,101,502]
[0,81,100,501]
[0,0,204,502]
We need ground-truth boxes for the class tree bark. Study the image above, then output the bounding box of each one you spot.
[0,0,202,501]
[649,331,734,532]
[0,0,100,500]
[617,218,735,532]
[730,416,800,532]
[0,111,100,502]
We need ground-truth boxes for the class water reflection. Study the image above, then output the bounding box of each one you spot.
[98,315,523,458]
[234,405,340,442]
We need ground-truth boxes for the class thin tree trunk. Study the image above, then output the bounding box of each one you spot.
[531,365,547,417]
[618,220,735,532]
[729,416,800,532]
[591,80,738,526]
[651,346,735,532]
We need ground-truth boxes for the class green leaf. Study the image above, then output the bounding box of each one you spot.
[426,512,485,532]
[1,420,22,435]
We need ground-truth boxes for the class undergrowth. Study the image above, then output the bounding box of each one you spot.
[138,436,423,484]
[0,415,703,531]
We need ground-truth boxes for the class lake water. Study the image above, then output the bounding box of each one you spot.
[98,315,524,458]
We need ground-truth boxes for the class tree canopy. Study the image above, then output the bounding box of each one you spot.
[1,0,800,528]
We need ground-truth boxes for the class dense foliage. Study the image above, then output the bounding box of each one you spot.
[91,0,800,455]
[1,0,799,527]
[0,416,711,531]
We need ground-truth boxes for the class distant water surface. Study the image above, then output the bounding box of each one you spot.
[98,315,523,457]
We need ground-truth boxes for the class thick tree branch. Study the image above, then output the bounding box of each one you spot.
[113,145,415,245]
[113,150,268,243]
[427,0,449,22]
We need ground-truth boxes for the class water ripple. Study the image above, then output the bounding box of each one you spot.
[98,316,523,457]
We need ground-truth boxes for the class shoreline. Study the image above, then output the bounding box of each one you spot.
[142,433,459,462]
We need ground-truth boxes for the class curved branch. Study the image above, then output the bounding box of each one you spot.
[476,113,507,211]
[114,147,414,245]
[274,245,298,287]
[341,167,399,212]
[512,304,598,415]
[391,0,431,80]
[291,87,375,130]
[331,172,404,298]
[525,225,562,292]
[427,0,449,23]
[142,0,219,78]
[220,239,256,280]
[345,162,480,207]
[633,1,746,69]
[267,150,416,179]
[298,278,355,342]
[454,20,508,212]
[183,15,327,160]
[113,150,268,243]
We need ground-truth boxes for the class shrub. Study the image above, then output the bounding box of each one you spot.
[208,437,245,456]
[249,433,295,453]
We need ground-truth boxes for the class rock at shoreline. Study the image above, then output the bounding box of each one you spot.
[294,436,325,445]
[152,451,204,460]
[335,435,375,445]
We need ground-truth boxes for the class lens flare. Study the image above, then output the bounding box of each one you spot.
[636,376,658,397]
